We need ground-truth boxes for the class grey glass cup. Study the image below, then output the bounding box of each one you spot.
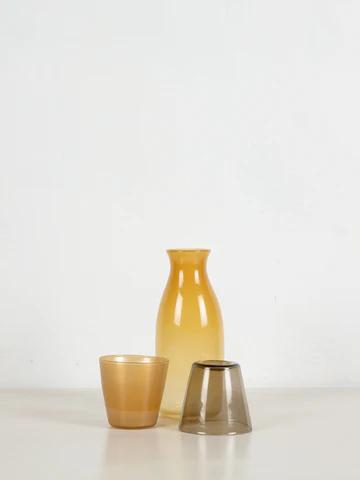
[179,360,252,435]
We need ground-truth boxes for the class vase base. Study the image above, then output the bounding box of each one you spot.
[160,408,180,419]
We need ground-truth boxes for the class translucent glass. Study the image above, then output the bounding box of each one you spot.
[99,355,168,429]
[156,249,224,417]
[179,360,252,435]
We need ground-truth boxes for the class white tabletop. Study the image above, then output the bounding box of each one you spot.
[2,388,359,479]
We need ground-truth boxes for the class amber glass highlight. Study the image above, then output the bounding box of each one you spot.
[179,360,252,435]
[156,249,224,417]
[99,355,168,429]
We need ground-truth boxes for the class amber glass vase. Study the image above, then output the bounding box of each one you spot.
[156,249,224,417]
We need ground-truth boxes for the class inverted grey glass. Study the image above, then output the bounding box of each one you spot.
[179,360,252,435]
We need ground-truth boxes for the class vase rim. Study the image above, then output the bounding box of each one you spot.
[167,249,210,253]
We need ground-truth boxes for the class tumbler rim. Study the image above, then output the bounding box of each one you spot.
[99,354,168,365]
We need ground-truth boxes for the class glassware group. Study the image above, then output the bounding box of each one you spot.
[99,249,252,435]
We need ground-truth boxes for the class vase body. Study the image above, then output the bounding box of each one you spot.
[156,249,224,417]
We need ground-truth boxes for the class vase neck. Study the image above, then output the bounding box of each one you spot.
[167,250,209,283]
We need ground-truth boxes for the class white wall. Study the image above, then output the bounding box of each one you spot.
[1,0,360,388]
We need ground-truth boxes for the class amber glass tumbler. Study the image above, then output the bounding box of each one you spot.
[179,360,252,435]
[99,355,168,429]
[156,249,224,417]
